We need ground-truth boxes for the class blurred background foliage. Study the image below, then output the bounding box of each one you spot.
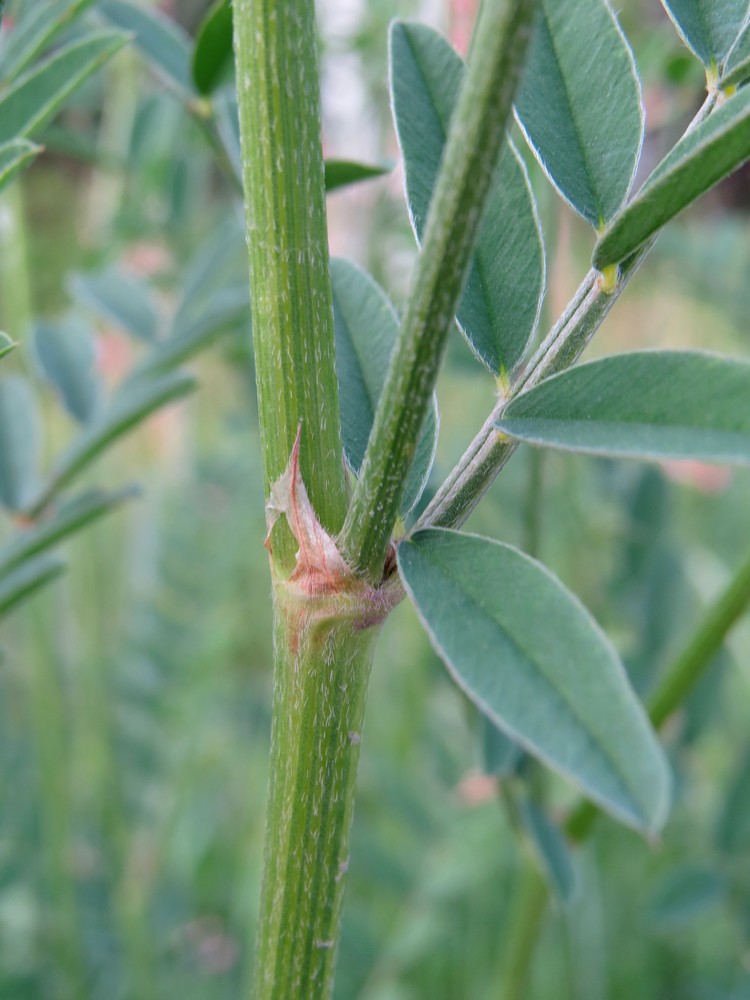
[0,0,749,997]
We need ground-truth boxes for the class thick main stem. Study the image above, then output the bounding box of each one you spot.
[253,609,379,999]
[234,0,347,575]
[233,2,379,996]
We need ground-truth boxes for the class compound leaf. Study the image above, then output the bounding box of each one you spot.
[0,31,129,145]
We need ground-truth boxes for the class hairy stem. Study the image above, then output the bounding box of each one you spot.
[234,0,347,576]
[253,610,380,1000]
[339,0,538,581]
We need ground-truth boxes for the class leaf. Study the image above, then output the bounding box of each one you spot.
[518,798,577,904]
[0,376,41,511]
[646,866,726,929]
[661,0,749,69]
[33,317,100,423]
[0,555,65,619]
[390,21,544,375]
[722,15,750,89]
[97,0,194,98]
[514,0,643,228]
[497,351,750,464]
[324,159,392,193]
[481,714,524,778]
[0,31,129,146]
[397,528,671,833]
[192,0,233,96]
[135,285,249,378]
[715,748,750,854]
[212,88,242,181]
[173,216,247,326]
[0,486,138,577]
[0,139,41,196]
[0,333,15,360]
[29,371,196,514]
[69,267,158,342]
[594,86,750,269]
[0,0,97,82]
[331,258,437,514]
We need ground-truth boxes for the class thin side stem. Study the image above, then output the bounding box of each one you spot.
[233,0,347,575]
[496,861,548,1000]
[339,0,538,582]
[567,540,750,840]
[25,599,85,997]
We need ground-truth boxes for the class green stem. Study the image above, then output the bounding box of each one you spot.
[339,0,538,582]
[567,540,750,840]
[648,545,750,727]
[497,861,548,1000]
[417,93,718,536]
[233,2,389,996]
[253,612,380,1000]
[25,599,85,997]
[233,0,347,577]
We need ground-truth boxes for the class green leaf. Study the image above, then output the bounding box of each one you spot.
[497,351,750,464]
[646,866,726,929]
[0,333,15,360]
[33,317,100,423]
[514,0,643,228]
[722,15,750,88]
[97,0,194,98]
[0,376,41,511]
[595,86,750,269]
[518,798,577,904]
[0,0,97,82]
[324,159,392,193]
[481,714,524,777]
[398,528,671,833]
[661,0,749,69]
[135,285,249,378]
[715,748,750,854]
[29,371,196,514]
[0,554,65,619]
[0,139,41,195]
[69,267,158,342]
[192,0,233,96]
[212,88,242,180]
[0,31,129,146]
[390,21,544,375]
[0,486,138,577]
[331,258,437,514]
[173,216,247,328]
